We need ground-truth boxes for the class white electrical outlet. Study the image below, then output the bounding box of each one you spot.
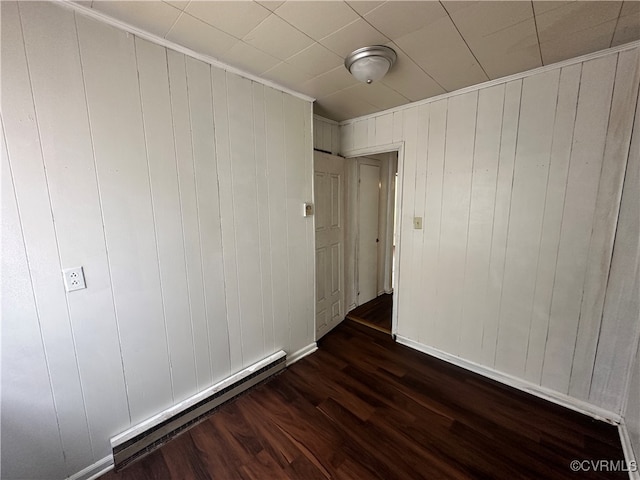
[63,266,86,292]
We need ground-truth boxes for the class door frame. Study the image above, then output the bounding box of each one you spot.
[343,142,404,336]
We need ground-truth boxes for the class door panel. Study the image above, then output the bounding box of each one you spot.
[357,162,381,305]
[314,152,345,339]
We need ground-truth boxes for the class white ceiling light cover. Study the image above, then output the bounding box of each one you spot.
[345,45,397,84]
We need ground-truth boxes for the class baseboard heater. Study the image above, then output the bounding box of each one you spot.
[110,350,287,471]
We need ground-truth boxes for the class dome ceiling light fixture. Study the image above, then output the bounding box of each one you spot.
[344,45,397,84]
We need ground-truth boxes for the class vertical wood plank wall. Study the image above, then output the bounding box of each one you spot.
[313,115,340,155]
[1,3,314,479]
[340,46,640,415]
[607,97,640,459]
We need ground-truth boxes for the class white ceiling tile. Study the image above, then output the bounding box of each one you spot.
[346,1,385,16]
[185,1,270,39]
[164,0,190,11]
[381,42,445,101]
[92,1,182,37]
[536,1,622,42]
[71,0,92,6]
[364,1,447,40]
[286,43,343,77]
[256,1,285,12]
[274,1,359,41]
[319,18,390,58]
[540,18,617,64]
[262,61,313,89]
[440,1,478,14]
[464,17,542,79]
[611,10,640,46]
[346,82,409,110]
[448,1,534,39]
[218,41,280,74]
[243,14,314,60]
[532,1,576,16]
[299,66,359,99]
[620,0,640,17]
[395,16,488,91]
[315,89,380,122]
[166,12,238,58]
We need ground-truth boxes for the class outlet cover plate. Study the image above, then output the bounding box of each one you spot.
[63,266,86,292]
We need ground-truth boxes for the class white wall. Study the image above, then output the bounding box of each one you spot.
[313,115,340,155]
[340,45,640,415]
[1,2,314,479]
[613,96,640,465]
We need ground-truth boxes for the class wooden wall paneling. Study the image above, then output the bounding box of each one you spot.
[367,117,376,146]
[187,58,230,383]
[435,92,477,355]
[396,107,419,340]
[590,71,640,412]
[166,50,210,389]
[419,99,447,346]
[459,84,504,363]
[226,72,265,367]
[3,3,92,473]
[340,122,354,154]
[211,68,243,372]
[21,2,131,457]
[495,70,560,378]
[76,14,173,422]
[1,118,67,480]
[323,119,333,153]
[392,110,404,143]
[375,113,393,146]
[481,80,522,368]
[264,87,291,352]
[543,55,617,394]
[353,119,368,151]
[284,94,312,351]
[570,50,640,400]
[523,64,581,385]
[331,120,341,155]
[135,37,196,402]
[412,105,429,341]
[253,82,276,355]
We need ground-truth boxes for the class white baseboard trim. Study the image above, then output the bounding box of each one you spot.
[619,421,640,480]
[395,335,621,424]
[287,342,318,366]
[67,346,317,479]
[67,455,113,480]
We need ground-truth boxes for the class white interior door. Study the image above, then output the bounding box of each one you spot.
[357,160,381,305]
[314,151,345,339]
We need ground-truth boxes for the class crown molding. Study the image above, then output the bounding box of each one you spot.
[54,0,315,103]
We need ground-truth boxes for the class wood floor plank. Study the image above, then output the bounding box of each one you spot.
[102,320,626,480]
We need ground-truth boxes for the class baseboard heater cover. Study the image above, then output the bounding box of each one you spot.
[110,350,287,470]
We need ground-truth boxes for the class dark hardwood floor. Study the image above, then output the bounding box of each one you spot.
[102,320,626,480]
[345,294,392,333]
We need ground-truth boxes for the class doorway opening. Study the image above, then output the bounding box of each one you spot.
[344,151,398,334]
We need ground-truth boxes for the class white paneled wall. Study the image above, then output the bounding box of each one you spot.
[1,2,314,478]
[340,45,640,415]
[313,114,340,155]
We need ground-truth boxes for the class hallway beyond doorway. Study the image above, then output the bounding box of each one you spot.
[345,294,392,334]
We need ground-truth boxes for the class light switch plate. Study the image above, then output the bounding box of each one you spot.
[63,266,86,292]
[413,217,423,229]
